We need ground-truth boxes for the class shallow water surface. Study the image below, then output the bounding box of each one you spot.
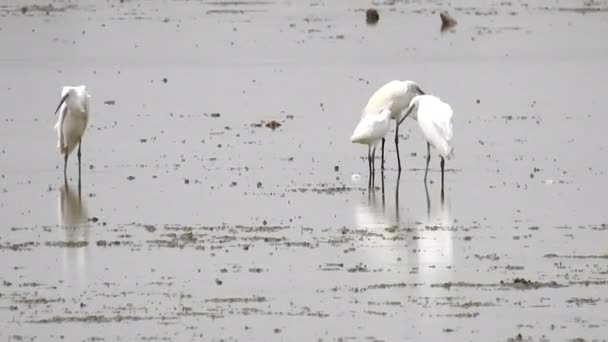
[1,0,608,341]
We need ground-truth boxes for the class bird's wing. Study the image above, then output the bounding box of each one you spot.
[351,110,390,143]
[417,99,454,158]
[433,101,454,143]
[56,105,67,153]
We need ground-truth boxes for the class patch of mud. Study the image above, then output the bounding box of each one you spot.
[432,278,565,290]
[545,253,608,259]
[29,315,178,324]
[44,241,88,248]
[205,296,267,303]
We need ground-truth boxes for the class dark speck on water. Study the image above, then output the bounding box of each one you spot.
[366,8,379,25]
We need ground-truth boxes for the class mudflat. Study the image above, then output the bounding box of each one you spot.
[1,0,608,340]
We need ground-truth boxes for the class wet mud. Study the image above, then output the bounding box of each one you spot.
[1,0,608,340]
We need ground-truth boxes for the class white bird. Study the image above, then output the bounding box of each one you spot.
[363,80,426,171]
[399,95,454,189]
[350,109,392,186]
[54,85,90,181]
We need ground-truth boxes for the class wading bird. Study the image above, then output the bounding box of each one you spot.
[399,95,454,190]
[54,85,90,181]
[363,80,426,171]
[350,109,392,188]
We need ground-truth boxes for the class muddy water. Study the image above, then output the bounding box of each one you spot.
[1,0,608,340]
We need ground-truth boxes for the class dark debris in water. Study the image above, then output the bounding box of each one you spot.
[366,8,379,25]
[265,120,281,130]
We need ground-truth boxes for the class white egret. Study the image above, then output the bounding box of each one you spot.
[54,85,90,181]
[399,95,454,189]
[363,80,426,171]
[350,109,392,187]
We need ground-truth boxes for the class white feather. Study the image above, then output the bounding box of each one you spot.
[412,95,454,159]
[363,80,424,122]
[350,109,392,145]
[54,85,90,156]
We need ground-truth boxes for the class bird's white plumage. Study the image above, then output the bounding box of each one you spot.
[54,85,90,156]
[350,109,392,145]
[363,80,423,121]
[410,95,454,158]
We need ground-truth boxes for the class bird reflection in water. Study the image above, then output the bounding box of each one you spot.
[354,170,405,265]
[416,182,454,284]
[58,180,89,287]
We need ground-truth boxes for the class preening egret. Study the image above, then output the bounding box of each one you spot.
[399,95,454,190]
[54,85,90,181]
[350,109,392,187]
[363,80,425,171]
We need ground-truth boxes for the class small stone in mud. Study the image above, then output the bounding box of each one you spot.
[215,279,223,285]
[334,165,339,172]
[162,77,168,83]
[476,99,481,104]
[90,217,99,223]
[210,113,221,118]
[257,182,262,189]
[184,179,190,184]
[89,164,95,170]
[104,100,116,105]
[366,9,379,25]
[274,328,281,334]
[140,138,147,143]
[440,11,457,33]
[127,176,135,181]
[265,120,281,130]
[262,220,267,226]
[21,6,28,14]
[144,225,156,232]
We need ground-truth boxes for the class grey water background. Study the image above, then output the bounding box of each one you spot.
[1,0,608,340]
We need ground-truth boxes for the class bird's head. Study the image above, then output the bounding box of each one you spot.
[406,81,425,96]
[54,90,71,115]
[55,88,87,115]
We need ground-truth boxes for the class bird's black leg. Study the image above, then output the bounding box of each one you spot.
[424,181,431,219]
[77,139,82,185]
[371,146,377,189]
[368,146,372,189]
[395,122,401,172]
[424,142,431,182]
[440,156,445,200]
[381,138,385,171]
[63,153,68,183]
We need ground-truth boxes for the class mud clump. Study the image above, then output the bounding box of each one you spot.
[46,241,88,248]
[366,9,379,25]
[265,120,281,130]
[440,11,457,33]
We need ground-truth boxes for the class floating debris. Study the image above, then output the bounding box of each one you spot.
[104,100,116,105]
[366,9,379,25]
[440,11,457,33]
[265,120,281,130]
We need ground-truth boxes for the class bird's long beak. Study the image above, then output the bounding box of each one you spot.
[54,93,69,115]
[416,85,425,95]
[398,103,416,126]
